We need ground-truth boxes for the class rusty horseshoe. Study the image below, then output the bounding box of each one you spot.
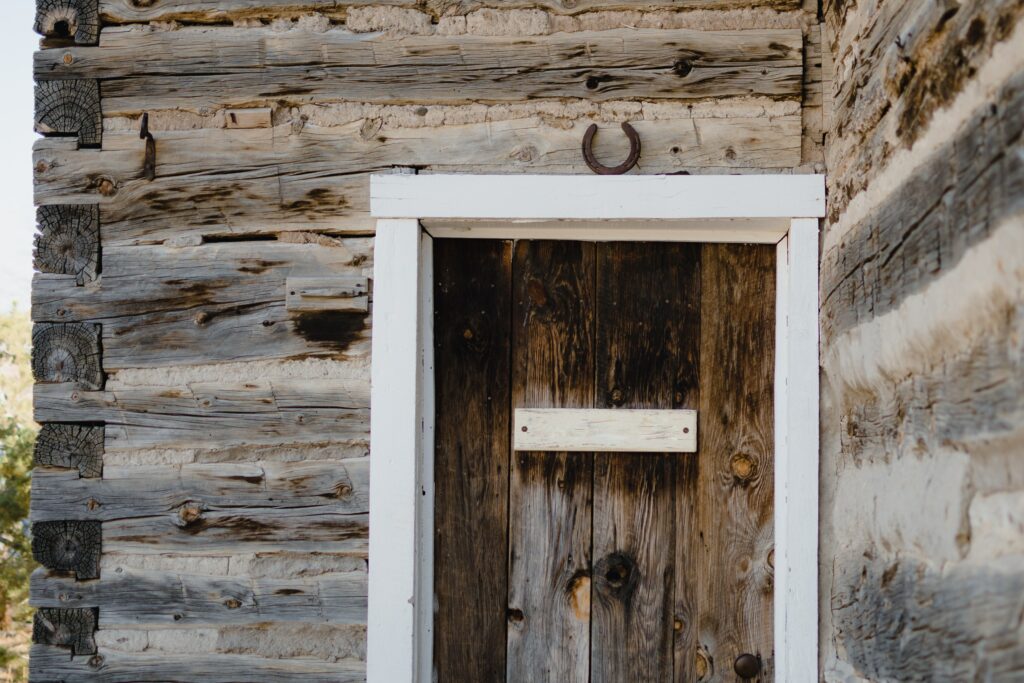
[582,122,641,175]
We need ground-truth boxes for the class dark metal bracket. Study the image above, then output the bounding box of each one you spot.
[582,122,641,175]
[140,112,156,181]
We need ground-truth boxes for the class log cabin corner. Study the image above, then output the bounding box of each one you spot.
[27,0,1024,681]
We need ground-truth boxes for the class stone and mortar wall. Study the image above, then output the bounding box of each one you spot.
[30,0,822,680]
[820,0,1024,680]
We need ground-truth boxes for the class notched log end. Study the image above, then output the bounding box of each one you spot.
[33,607,98,655]
[32,322,104,390]
[32,520,102,580]
[34,204,100,285]
[34,0,99,45]
[34,79,102,147]
[34,423,104,478]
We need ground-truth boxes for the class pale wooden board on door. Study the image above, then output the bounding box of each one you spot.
[514,408,697,453]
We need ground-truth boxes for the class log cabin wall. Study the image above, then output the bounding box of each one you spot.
[29,1,824,680]
[820,0,1024,680]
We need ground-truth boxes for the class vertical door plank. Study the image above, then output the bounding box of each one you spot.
[507,241,596,683]
[697,244,775,682]
[433,239,513,683]
[592,242,701,683]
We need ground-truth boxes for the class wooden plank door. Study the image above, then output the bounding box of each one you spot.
[434,240,775,683]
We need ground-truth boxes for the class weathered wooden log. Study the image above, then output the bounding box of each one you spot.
[34,79,102,146]
[31,520,102,579]
[33,423,104,478]
[33,241,374,369]
[104,508,368,555]
[826,0,1024,219]
[32,566,367,625]
[35,0,100,45]
[831,555,1024,681]
[821,69,1024,342]
[35,27,803,112]
[32,608,98,655]
[30,645,366,683]
[30,459,370,522]
[32,116,801,245]
[31,322,103,390]
[34,204,99,284]
[97,0,800,23]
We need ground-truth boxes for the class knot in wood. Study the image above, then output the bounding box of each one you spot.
[609,388,625,406]
[730,452,757,482]
[177,503,205,526]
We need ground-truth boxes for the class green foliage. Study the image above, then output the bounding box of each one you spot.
[0,308,35,683]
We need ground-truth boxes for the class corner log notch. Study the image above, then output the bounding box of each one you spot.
[32,520,102,579]
[34,423,104,478]
[34,204,99,285]
[32,322,104,390]
[34,79,101,147]
[32,607,98,655]
[35,0,99,45]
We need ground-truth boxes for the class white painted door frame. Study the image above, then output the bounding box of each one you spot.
[367,174,825,683]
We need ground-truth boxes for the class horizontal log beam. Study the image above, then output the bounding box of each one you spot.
[104,507,368,555]
[32,566,367,626]
[33,241,373,369]
[34,380,369,453]
[97,0,800,23]
[30,459,369,522]
[31,645,366,683]
[35,27,803,112]
[33,116,802,244]
[821,69,1024,342]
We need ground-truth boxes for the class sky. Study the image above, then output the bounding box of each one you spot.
[0,4,42,312]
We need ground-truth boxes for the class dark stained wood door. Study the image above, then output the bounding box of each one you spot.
[433,239,775,683]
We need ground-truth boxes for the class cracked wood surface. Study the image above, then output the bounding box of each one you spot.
[36,27,802,113]
[30,459,369,522]
[32,566,367,625]
[33,241,373,369]
[32,117,801,244]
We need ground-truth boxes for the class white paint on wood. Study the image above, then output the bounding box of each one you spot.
[366,176,823,683]
[424,218,790,244]
[774,218,820,683]
[513,408,697,453]
[371,174,826,220]
[367,219,424,683]
[285,276,369,313]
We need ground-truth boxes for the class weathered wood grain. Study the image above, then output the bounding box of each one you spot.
[32,608,97,655]
[34,380,369,453]
[32,566,367,625]
[826,0,1024,219]
[33,116,801,243]
[832,555,1024,681]
[433,239,513,682]
[33,241,373,369]
[36,0,99,44]
[32,520,102,580]
[30,459,369,523]
[507,240,595,682]
[36,27,803,112]
[32,322,103,389]
[97,0,801,23]
[592,242,700,682]
[821,69,1024,343]
[34,79,101,146]
[34,204,99,285]
[30,645,366,683]
[104,508,368,555]
[697,244,775,682]
[34,423,104,478]
[514,408,697,452]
